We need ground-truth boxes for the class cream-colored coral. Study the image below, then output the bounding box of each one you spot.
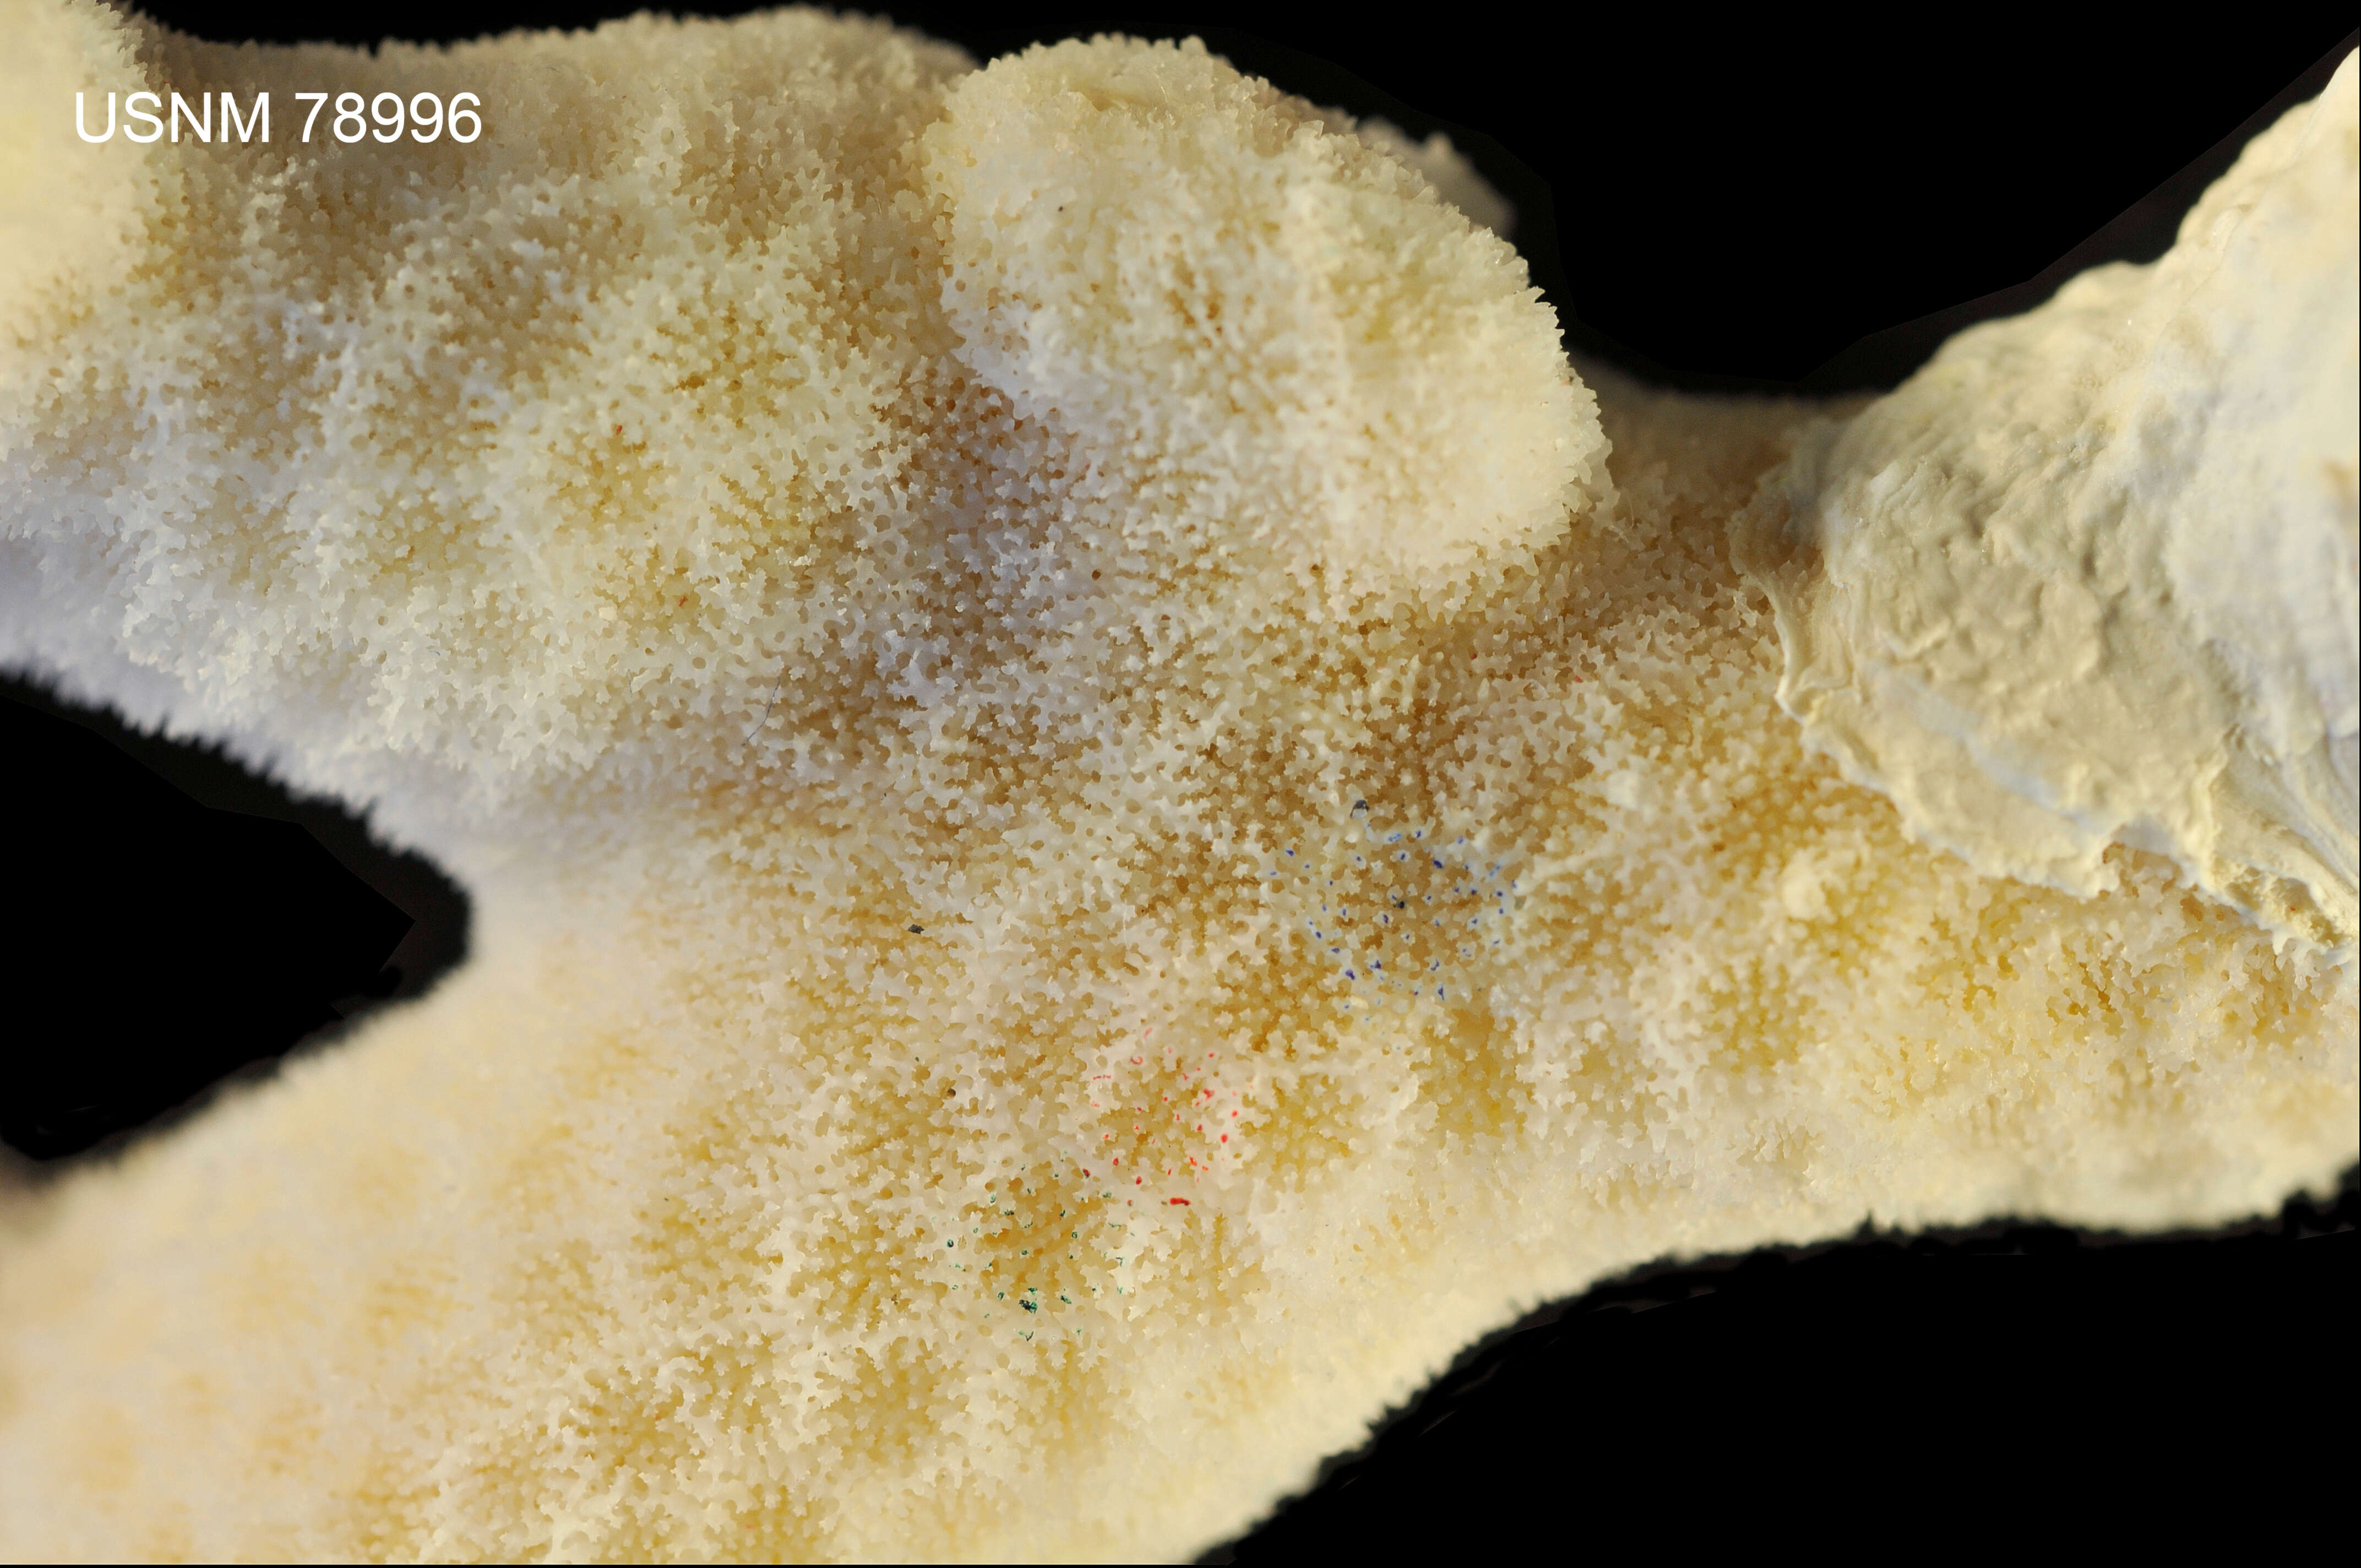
[0,4,2351,1561]
[1739,52,2359,963]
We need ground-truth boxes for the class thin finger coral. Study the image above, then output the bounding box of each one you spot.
[1,3,2353,1560]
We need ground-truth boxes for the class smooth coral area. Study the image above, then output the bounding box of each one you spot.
[1742,55,2358,960]
[1,4,2352,1560]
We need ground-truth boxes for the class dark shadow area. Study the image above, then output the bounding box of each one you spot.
[0,676,470,1161]
[1796,33,2360,394]
[1205,1170,2357,1560]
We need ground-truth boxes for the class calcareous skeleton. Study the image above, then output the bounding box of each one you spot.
[1,4,2353,1559]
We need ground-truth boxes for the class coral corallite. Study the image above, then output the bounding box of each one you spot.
[1,5,2353,1560]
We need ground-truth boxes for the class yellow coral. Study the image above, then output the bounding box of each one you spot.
[0,4,2351,1560]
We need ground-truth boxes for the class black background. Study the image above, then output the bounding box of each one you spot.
[5,3,2354,1555]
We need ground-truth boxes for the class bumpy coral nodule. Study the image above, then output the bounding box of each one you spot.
[1,4,2353,1561]
[1739,55,2359,961]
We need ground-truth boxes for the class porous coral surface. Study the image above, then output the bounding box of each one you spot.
[1,4,2353,1560]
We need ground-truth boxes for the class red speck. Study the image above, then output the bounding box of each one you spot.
[1134,1177,1144,1185]
[1168,1197,1190,1206]
[1220,1135,1228,1143]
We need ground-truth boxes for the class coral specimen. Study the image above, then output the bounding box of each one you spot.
[1,4,2352,1560]
[1740,62,2357,959]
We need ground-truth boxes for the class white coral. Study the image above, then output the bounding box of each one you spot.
[0,4,2352,1561]
[1740,53,2359,963]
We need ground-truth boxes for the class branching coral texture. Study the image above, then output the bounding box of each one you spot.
[0,3,2353,1560]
